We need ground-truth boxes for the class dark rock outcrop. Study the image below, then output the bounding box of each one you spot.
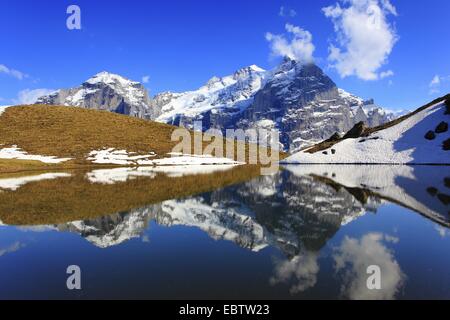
[445,99,450,115]
[344,122,368,139]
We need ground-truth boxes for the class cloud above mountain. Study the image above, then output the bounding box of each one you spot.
[14,88,55,104]
[323,0,398,81]
[266,23,315,63]
[0,64,28,80]
[429,74,450,94]
[279,6,297,18]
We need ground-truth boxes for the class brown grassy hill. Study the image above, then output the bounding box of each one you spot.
[0,105,286,172]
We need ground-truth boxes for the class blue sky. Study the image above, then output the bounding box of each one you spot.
[0,0,449,110]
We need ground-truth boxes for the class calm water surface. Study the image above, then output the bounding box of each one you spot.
[0,165,449,299]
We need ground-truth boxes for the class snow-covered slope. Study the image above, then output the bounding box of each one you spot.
[283,100,450,164]
[37,72,153,118]
[154,65,267,125]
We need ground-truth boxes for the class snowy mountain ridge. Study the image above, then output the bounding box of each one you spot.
[154,65,267,124]
[37,71,154,119]
[35,60,399,151]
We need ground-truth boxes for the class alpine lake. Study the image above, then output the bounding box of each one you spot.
[0,164,449,299]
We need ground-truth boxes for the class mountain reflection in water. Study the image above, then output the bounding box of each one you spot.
[0,165,449,299]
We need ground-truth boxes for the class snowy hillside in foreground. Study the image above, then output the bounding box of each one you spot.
[283,100,449,164]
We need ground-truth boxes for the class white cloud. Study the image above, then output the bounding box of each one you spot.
[380,70,394,79]
[142,75,150,84]
[323,0,398,81]
[279,6,297,18]
[14,88,55,105]
[430,75,441,87]
[0,64,28,80]
[429,74,450,94]
[266,23,315,63]
[333,233,405,300]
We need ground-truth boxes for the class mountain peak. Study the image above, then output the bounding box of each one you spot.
[85,71,139,87]
[233,65,266,81]
[248,64,265,72]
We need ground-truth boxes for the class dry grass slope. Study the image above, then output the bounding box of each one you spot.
[0,105,286,171]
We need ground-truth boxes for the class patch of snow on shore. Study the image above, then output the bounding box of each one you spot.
[86,148,157,165]
[0,146,72,164]
[0,173,72,191]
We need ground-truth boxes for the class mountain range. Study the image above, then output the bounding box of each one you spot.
[36,58,399,152]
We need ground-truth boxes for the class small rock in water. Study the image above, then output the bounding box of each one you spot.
[425,131,436,140]
[331,149,336,154]
[435,121,448,133]
[437,193,450,206]
[445,177,450,189]
[427,187,438,197]
[444,138,450,151]
[322,151,328,155]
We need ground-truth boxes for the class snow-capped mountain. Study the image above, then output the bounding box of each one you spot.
[36,60,398,151]
[234,59,396,151]
[153,65,267,126]
[37,72,154,119]
[283,96,450,164]
[152,58,396,151]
